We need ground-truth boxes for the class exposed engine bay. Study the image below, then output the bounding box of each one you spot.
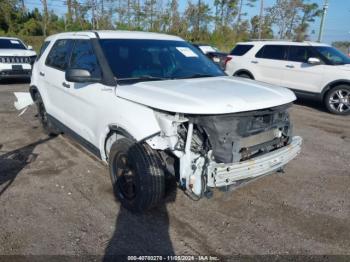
[187,103,292,163]
[146,104,302,198]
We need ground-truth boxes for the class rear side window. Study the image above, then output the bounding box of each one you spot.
[255,45,288,60]
[69,40,102,78]
[36,41,50,61]
[46,39,72,71]
[230,45,253,56]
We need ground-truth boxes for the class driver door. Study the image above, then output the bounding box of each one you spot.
[63,39,106,146]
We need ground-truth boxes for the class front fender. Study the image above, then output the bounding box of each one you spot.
[98,100,161,161]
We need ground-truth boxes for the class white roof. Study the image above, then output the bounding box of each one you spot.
[237,40,330,47]
[46,30,184,41]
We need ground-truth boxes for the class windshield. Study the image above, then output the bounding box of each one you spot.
[99,39,225,83]
[315,46,350,65]
[0,39,26,50]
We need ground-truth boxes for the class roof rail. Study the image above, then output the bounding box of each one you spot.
[249,39,299,42]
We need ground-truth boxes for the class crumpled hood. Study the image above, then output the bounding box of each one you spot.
[116,76,296,114]
[0,49,36,57]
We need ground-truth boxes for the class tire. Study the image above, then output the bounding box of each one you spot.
[108,138,165,213]
[324,85,350,115]
[235,72,253,79]
[34,92,60,136]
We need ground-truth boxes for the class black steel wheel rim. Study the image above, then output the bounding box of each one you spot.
[114,153,137,200]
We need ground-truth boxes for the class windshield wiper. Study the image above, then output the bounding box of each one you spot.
[177,73,215,79]
[117,75,168,83]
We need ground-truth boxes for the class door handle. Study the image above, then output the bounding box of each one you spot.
[39,71,45,76]
[285,65,295,68]
[62,82,70,88]
[251,60,259,64]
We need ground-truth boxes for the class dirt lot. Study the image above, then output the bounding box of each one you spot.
[0,82,349,257]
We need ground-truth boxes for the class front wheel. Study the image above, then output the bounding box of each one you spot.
[108,138,165,213]
[324,85,350,115]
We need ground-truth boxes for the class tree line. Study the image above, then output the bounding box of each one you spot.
[0,0,322,51]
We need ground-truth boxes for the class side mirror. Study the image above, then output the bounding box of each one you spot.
[65,68,101,83]
[27,45,33,50]
[307,57,321,65]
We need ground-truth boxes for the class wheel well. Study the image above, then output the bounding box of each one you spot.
[234,70,255,79]
[322,81,350,100]
[103,126,137,161]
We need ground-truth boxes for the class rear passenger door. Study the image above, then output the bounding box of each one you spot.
[42,39,74,124]
[281,45,325,93]
[253,45,288,86]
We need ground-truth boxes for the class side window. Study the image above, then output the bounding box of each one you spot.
[46,39,72,70]
[36,41,50,61]
[255,45,288,60]
[288,46,310,63]
[69,40,102,78]
[230,45,254,56]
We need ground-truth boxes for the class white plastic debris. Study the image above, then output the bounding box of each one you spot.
[14,92,34,115]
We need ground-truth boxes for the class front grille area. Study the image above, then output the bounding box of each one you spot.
[190,104,293,163]
[0,56,31,64]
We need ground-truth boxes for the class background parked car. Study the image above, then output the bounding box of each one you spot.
[0,37,37,81]
[192,43,228,71]
[225,41,350,115]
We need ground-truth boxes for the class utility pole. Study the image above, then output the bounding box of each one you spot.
[318,0,329,42]
[197,0,201,40]
[41,0,48,37]
[258,0,264,40]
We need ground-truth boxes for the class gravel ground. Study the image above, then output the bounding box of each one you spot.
[0,82,349,257]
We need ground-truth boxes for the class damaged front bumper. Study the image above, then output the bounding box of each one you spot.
[207,136,302,188]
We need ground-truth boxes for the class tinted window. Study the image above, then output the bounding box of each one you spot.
[69,40,101,78]
[315,46,350,65]
[255,45,288,60]
[99,39,224,82]
[288,46,313,63]
[36,41,50,61]
[230,45,253,56]
[0,39,26,49]
[46,39,72,70]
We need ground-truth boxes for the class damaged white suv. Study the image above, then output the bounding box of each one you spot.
[30,31,302,212]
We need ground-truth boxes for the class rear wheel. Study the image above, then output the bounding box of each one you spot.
[108,138,165,213]
[34,92,59,136]
[324,85,350,115]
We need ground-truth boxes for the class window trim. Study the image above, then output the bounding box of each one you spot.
[45,39,73,72]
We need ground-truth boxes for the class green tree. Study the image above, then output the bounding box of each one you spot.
[294,2,322,41]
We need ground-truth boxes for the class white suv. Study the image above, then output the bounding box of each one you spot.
[30,31,302,212]
[225,41,350,115]
[0,37,36,80]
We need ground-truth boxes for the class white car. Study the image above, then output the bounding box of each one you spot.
[0,37,37,80]
[30,31,302,212]
[225,41,350,115]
